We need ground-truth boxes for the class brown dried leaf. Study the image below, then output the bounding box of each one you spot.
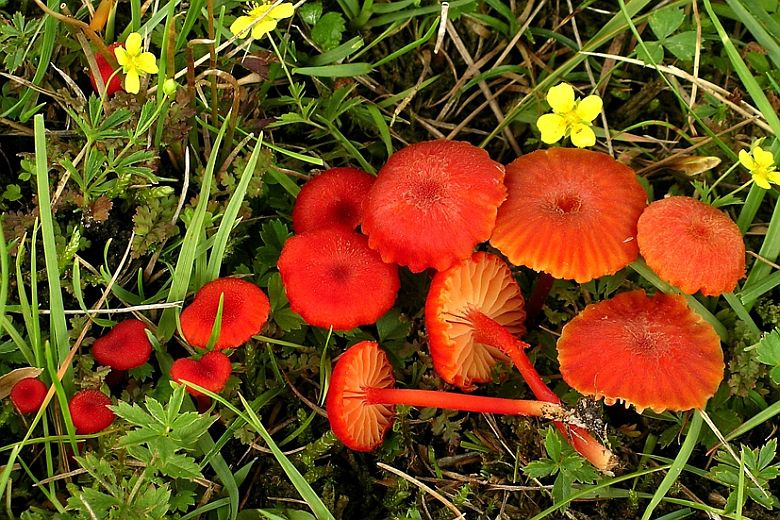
[667,155,722,176]
[0,367,44,400]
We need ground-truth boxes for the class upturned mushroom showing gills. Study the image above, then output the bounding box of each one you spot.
[425,252,526,390]
[180,277,270,350]
[362,140,507,273]
[557,290,724,413]
[490,148,647,283]
[637,196,746,296]
[326,341,569,452]
[292,167,375,234]
[277,228,400,330]
[92,319,152,371]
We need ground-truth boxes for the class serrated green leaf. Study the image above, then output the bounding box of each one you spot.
[145,397,168,425]
[522,459,557,479]
[758,439,777,469]
[119,428,165,447]
[299,2,322,24]
[663,31,697,61]
[311,12,346,51]
[111,401,156,428]
[649,6,685,40]
[544,427,563,462]
[158,452,203,480]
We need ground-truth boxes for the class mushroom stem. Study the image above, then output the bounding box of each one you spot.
[525,272,554,325]
[467,310,618,472]
[365,388,566,420]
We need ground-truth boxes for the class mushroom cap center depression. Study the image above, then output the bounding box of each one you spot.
[550,192,583,215]
[405,178,445,210]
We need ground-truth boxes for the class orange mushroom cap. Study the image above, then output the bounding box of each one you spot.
[92,319,152,371]
[68,390,115,434]
[292,167,375,234]
[557,290,724,413]
[277,228,400,330]
[362,140,506,273]
[180,277,270,350]
[637,196,746,296]
[10,378,48,415]
[326,340,396,452]
[170,351,233,397]
[490,148,647,283]
[425,252,526,390]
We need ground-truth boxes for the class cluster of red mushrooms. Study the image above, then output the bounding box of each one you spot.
[7,140,745,473]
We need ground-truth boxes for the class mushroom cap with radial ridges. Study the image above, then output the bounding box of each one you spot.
[92,319,152,370]
[68,390,115,434]
[362,140,507,273]
[326,341,396,452]
[292,167,375,234]
[425,252,526,391]
[277,229,400,330]
[490,148,647,283]
[557,290,724,413]
[180,277,270,350]
[10,378,47,414]
[170,351,233,397]
[637,196,745,296]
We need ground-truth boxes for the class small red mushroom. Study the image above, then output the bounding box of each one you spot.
[277,228,400,330]
[68,390,115,434]
[10,378,48,415]
[292,167,375,234]
[180,277,270,350]
[169,351,232,397]
[426,252,526,390]
[362,140,507,273]
[88,42,124,96]
[637,196,745,296]
[92,319,153,371]
[326,341,567,452]
[557,290,724,413]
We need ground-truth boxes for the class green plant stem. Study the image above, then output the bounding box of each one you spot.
[641,411,703,520]
[743,197,780,309]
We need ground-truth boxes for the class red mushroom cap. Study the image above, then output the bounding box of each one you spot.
[277,228,400,330]
[10,378,48,414]
[292,167,375,234]
[557,290,724,413]
[637,196,746,296]
[88,43,124,96]
[180,277,270,350]
[425,252,526,390]
[169,351,233,397]
[362,140,507,272]
[326,341,396,452]
[490,148,647,282]
[92,319,152,371]
[69,390,115,434]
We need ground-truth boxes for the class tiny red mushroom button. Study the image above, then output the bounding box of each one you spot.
[92,319,152,371]
[89,42,124,96]
[10,378,48,414]
[69,390,115,434]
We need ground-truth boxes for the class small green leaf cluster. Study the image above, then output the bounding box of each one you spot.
[299,2,346,51]
[753,328,780,385]
[523,427,599,506]
[708,438,780,512]
[636,7,697,64]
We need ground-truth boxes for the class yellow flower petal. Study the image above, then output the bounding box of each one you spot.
[753,146,775,169]
[136,52,159,74]
[230,15,254,37]
[114,46,129,67]
[537,113,567,144]
[575,95,603,122]
[251,18,277,39]
[739,149,756,171]
[547,83,575,113]
[753,171,771,190]
[570,123,596,148]
[124,68,140,94]
[269,2,295,19]
[768,170,780,185]
[125,32,143,56]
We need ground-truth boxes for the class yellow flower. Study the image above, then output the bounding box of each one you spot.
[230,1,295,40]
[739,145,780,190]
[536,83,603,148]
[114,32,158,94]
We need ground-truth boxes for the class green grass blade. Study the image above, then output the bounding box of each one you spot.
[725,0,780,72]
[723,292,760,336]
[33,115,71,390]
[742,198,780,309]
[725,399,780,441]
[158,118,229,340]
[207,134,265,279]
[640,411,703,520]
